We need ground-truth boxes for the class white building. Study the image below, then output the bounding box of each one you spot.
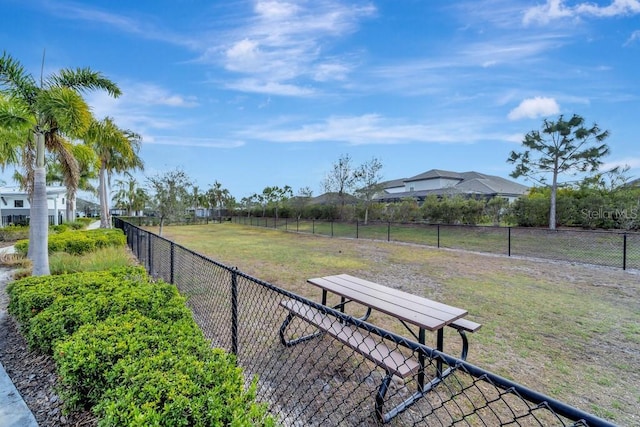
[0,186,67,227]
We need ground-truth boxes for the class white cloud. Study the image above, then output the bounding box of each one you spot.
[211,0,376,95]
[601,157,640,171]
[508,97,560,120]
[523,0,574,25]
[224,79,315,97]
[625,30,640,45]
[238,114,515,145]
[147,137,245,148]
[524,0,640,25]
[575,0,640,17]
[43,1,198,48]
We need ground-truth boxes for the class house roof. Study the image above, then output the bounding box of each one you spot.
[0,186,67,197]
[310,192,360,205]
[404,169,464,182]
[378,178,406,189]
[377,169,528,200]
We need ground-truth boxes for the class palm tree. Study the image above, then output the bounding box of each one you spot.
[83,117,143,228]
[45,143,98,221]
[0,52,120,275]
[113,173,147,216]
[206,181,231,220]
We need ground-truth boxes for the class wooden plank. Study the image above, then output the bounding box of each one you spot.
[282,300,420,378]
[449,318,482,332]
[308,275,467,331]
[338,274,465,317]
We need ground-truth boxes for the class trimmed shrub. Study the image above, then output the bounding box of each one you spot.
[12,273,189,353]
[54,311,211,409]
[8,266,274,426]
[7,267,150,342]
[94,351,273,427]
[13,228,126,256]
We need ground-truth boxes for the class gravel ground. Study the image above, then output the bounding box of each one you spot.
[0,267,97,427]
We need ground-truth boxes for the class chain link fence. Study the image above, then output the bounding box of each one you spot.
[116,218,618,427]
[232,217,639,271]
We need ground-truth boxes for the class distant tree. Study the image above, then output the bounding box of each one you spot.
[240,195,255,217]
[113,173,147,216]
[354,157,383,224]
[262,185,292,219]
[147,169,191,236]
[289,186,313,219]
[484,197,510,226]
[323,154,358,220]
[206,180,231,220]
[508,114,610,229]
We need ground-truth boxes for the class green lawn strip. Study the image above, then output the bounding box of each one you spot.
[158,222,639,425]
[239,218,638,269]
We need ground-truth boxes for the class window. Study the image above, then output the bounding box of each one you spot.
[14,200,24,208]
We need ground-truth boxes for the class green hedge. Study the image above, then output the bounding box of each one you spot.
[14,228,126,256]
[7,268,273,426]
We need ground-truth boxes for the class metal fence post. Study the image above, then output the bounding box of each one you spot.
[508,227,512,257]
[170,241,175,284]
[331,221,334,237]
[437,224,440,248]
[148,232,152,272]
[356,220,359,239]
[231,268,239,355]
[623,233,627,270]
[312,219,315,234]
[387,221,391,242]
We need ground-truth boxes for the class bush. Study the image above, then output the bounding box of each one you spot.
[75,217,94,226]
[8,267,274,426]
[7,267,147,338]
[13,228,126,256]
[9,268,188,353]
[53,311,210,408]
[94,351,273,427]
[0,225,29,242]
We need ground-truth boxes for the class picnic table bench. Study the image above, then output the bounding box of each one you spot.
[279,274,481,423]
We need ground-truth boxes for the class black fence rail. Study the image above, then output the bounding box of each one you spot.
[115,218,617,427]
[232,217,639,271]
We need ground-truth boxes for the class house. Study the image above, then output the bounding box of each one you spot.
[0,186,67,227]
[375,169,528,204]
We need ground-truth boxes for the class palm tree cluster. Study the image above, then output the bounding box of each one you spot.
[0,51,143,275]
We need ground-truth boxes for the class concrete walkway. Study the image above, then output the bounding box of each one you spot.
[0,221,101,426]
[1,267,38,427]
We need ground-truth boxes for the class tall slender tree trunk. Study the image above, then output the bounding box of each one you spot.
[99,165,111,228]
[31,132,50,276]
[549,168,558,230]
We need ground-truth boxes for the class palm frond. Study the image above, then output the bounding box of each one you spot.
[0,94,35,130]
[36,86,92,137]
[0,51,38,104]
[47,67,121,98]
[46,133,80,194]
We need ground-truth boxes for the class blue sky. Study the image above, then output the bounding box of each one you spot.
[2,0,639,201]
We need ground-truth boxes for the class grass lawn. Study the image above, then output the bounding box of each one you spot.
[158,222,640,426]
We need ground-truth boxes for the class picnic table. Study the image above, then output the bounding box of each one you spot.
[279,273,481,423]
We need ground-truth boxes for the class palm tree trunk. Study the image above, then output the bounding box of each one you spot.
[31,132,51,276]
[99,165,110,228]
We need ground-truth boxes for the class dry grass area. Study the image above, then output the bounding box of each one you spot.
[159,222,640,426]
